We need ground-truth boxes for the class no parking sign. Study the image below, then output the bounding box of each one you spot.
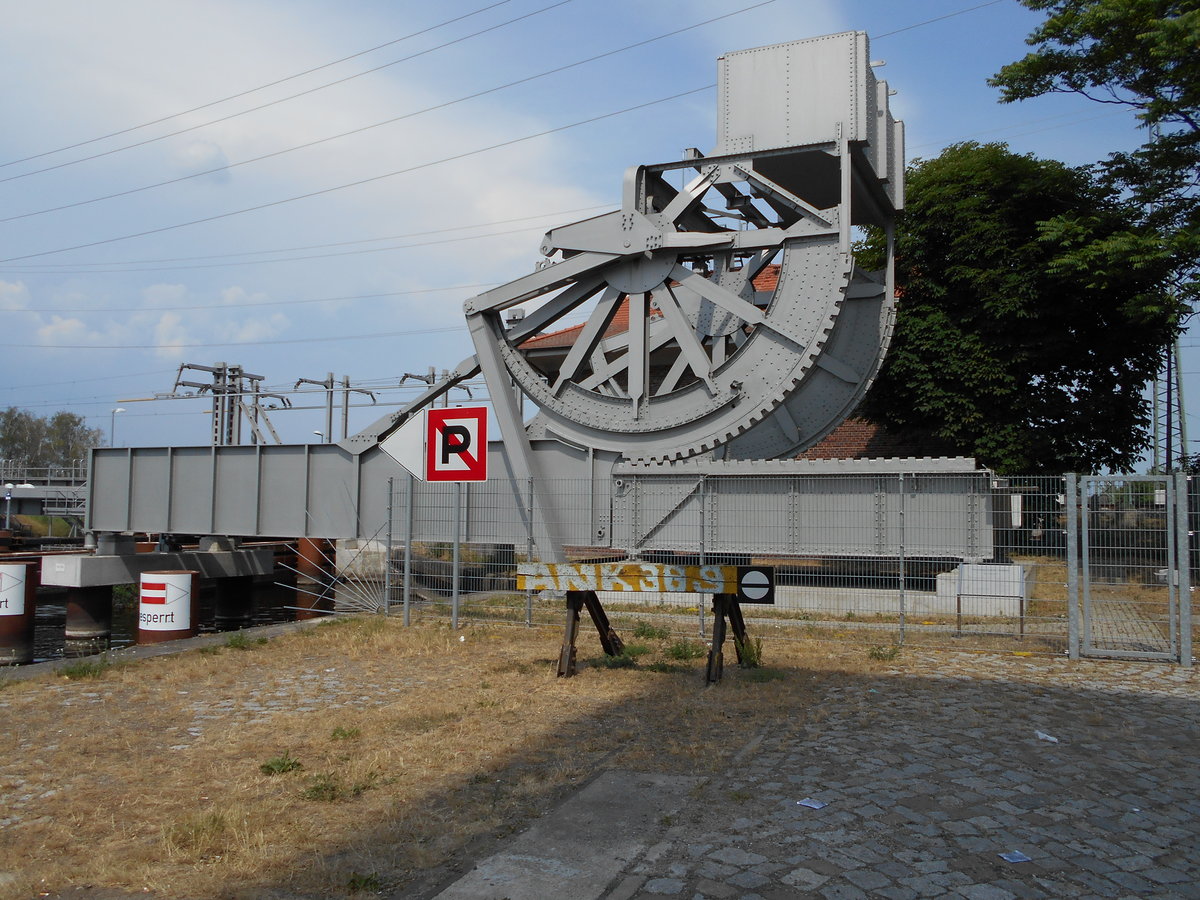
[426,407,488,482]
[381,407,489,482]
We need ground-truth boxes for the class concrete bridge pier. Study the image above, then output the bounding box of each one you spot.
[64,586,113,642]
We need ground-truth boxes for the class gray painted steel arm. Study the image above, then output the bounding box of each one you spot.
[339,356,481,455]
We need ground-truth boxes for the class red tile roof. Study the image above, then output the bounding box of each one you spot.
[797,417,929,460]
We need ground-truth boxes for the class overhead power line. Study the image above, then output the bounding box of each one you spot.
[5,205,609,270]
[7,283,496,316]
[0,368,178,392]
[0,0,572,184]
[0,84,714,264]
[0,1,516,170]
[1,0,779,223]
[0,323,467,351]
[875,0,1006,39]
[3,225,550,276]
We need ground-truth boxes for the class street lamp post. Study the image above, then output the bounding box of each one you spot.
[4,483,12,530]
[313,430,325,443]
[110,407,126,447]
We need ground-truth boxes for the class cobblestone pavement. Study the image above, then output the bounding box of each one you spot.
[607,655,1200,900]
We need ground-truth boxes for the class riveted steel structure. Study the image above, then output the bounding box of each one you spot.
[84,33,989,585]
[466,32,902,467]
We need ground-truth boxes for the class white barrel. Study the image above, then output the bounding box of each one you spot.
[0,562,38,664]
[0,563,30,615]
[138,570,197,642]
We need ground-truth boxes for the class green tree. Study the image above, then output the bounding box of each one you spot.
[860,142,1182,474]
[990,0,1199,306]
[0,407,104,466]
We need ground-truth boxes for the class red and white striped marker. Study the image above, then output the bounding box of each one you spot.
[138,570,197,642]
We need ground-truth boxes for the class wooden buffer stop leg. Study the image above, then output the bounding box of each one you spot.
[516,561,774,679]
[557,590,624,678]
[706,593,753,684]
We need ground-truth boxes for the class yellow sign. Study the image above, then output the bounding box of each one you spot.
[517,562,738,594]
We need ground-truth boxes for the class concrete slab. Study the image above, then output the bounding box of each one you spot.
[434,770,699,900]
[39,548,275,587]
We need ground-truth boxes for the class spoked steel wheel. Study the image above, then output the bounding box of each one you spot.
[468,158,892,461]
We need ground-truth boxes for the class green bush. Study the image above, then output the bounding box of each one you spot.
[260,751,302,775]
[665,639,707,660]
[633,621,670,641]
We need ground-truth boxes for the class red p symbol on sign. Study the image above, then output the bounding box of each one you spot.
[426,407,488,481]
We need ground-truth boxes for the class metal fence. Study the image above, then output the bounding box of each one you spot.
[317,472,1195,665]
[1073,473,1193,663]
[0,460,89,485]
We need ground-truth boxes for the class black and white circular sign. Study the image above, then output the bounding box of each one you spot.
[736,566,775,604]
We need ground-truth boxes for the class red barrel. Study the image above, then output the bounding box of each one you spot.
[0,561,38,664]
[294,538,334,619]
[137,570,198,644]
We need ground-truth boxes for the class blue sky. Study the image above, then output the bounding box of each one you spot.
[0,0,1171,457]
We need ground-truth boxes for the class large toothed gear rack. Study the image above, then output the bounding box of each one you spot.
[465,31,902,473]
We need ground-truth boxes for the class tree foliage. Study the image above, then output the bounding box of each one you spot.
[991,0,1199,305]
[860,142,1182,474]
[0,407,104,467]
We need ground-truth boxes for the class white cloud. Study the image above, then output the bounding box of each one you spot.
[217,312,289,343]
[36,315,89,342]
[142,283,189,307]
[219,285,269,306]
[0,281,30,310]
[172,141,232,181]
[152,312,191,359]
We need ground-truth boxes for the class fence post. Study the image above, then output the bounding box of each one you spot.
[452,481,462,630]
[525,476,535,627]
[1066,473,1080,659]
[403,473,414,627]
[897,472,906,646]
[1167,474,1179,657]
[383,476,393,615]
[698,474,707,639]
[1176,472,1193,667]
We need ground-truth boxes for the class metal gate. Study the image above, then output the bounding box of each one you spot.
[1068,473,1193,664]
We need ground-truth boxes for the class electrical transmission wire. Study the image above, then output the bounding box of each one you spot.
[0,0,572,185]
[0,1,516,170]
[6,283,498,316]
[6,204,610,271]
[0,368,179,393]
[1,0,779,224]
[3,225,552,276]
[0,324,468,351]
[0,84,713,264]
[874,0,1005,39]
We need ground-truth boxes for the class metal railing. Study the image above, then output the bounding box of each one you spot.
[300,473,1195,664]
[0,460,89,485]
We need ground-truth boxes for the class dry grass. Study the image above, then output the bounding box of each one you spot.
[0,616,905,899]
